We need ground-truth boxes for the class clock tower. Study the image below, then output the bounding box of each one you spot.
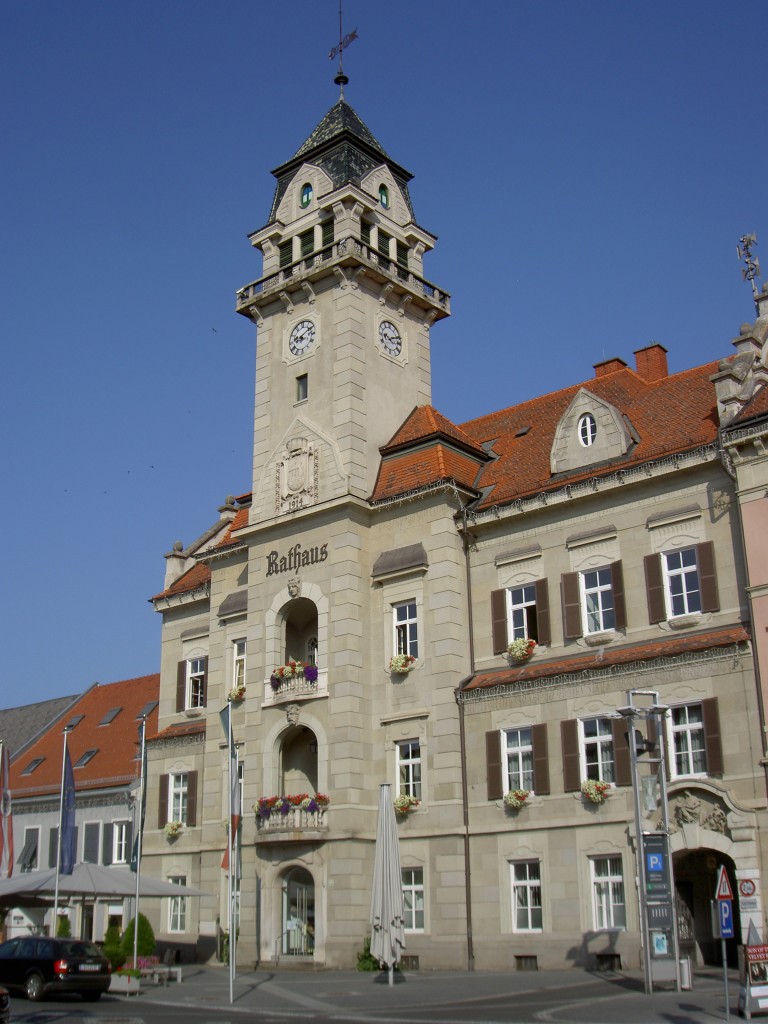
[236,96,450,523]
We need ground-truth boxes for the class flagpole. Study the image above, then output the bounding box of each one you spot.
[133,716,147,969]
[227,698,234,1005]
[53,728,70,930]
[0,740,13,880]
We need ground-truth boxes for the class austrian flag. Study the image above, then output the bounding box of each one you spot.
[0,744,13,878]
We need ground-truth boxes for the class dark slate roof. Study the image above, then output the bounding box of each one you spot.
[268,99,415,223]
[0,695,81,761]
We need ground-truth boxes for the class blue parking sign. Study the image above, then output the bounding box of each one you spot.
[647,852,663,873]
[719,899,734,939]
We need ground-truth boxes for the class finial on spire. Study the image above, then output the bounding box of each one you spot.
[737,233,761,309]
[328,0,357,99]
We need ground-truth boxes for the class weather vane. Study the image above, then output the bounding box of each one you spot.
[737,233,761,304]
[329,0,357,96]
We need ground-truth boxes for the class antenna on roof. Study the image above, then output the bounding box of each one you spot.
[328,0,357,98]
[737,233,761,309]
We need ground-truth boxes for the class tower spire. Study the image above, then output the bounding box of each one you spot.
[328,0,357,98]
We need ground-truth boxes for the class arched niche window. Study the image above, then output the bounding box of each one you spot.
[379,183,390,209]
[281,725,319,793]
[300,183,313,208]
[578,413,597,447]
[306,636,318,666]
[283,597,319,666]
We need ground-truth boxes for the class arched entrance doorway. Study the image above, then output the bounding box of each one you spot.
[281,867,315,957]
[674,849,740,967]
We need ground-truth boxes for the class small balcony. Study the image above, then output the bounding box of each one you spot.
[254,800,329,843]
[264,666,328,706]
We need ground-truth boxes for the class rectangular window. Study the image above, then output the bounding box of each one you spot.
[581,718,615,784]
[664,548,702,617]
[18,827,39,873]
[233,639,246,690]
[377,229,391,259]
[503,728,534,793]
[83,822,100,864]
[397,740,422,799]
[360,220,371,246]
[670,703,707,776]
[507,585,538,641]
[581,567,615,633]
[296,374,308,403]
[279,239,293,268]
[591,856,626,930]
[562,564,625,639]
[299,229,314,258]
[321,220,334,248]
[645,543,718,624]
[187,658,206,708]
[170,773,189,824]
[168,876,187,933]
[402,868,424,931]
[512,861,542,932]
[394,601,418,658]
[113,821,130,865]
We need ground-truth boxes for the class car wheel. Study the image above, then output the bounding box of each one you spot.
[82,991,102,1001]
[25,973,45,1001]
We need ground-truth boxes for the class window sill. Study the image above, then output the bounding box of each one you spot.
[583,630,617,647]
[666,614,702,631]
[184,708,204,719]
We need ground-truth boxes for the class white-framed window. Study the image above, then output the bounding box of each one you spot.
[306,636,318,665]
[394,601,418,659]
[396,740,422,799]
[503,728,534,792]
[591,855,626,930]
[168,875,187,933]
[578,413,597,447]
[402,868,424,931]
[170,773,189,824]
[669,703,707,776]
[511,860,542,932]
[113,821,130,864]
[580,568,615,634]
[663,548,702,618]
[232,640,246,690]
[506,585,537,641]
[187,658,206,708]
[580,718,615,784]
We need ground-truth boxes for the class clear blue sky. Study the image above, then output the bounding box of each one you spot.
[2,1,764,707]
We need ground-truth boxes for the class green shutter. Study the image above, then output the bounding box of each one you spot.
[279,240,293,268]
[360,221,371,246]
[322,220,334,248]
[300,230,314,258]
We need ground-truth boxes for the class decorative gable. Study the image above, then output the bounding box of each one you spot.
[274,162,334,225]
[550,388,634,474]
[360,165,409,227]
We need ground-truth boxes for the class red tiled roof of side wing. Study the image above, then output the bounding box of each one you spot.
[383,405,488,456]
[371,444,483,501]
[9,674,160,796]
[151,721,206,742]
[154,561,211,601]
[462,625,749,693]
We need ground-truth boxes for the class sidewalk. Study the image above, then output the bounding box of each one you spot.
[135,962,742,1022]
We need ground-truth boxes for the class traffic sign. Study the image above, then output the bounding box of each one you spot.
[716,866,734,900]
[740,879,756,898]
[719,898,734,939]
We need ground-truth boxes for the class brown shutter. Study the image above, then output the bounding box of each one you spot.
[176,661,186,713]
[561,719,581,791]
[532,723,550,795]
[158,773,169,828]
[201,656,209,707]
[612,718,632,787]
[611,560,627,630]
[186,771,198,826]
[702,697,723,775]
[561,573,582,639]
[534,579,551,645]
[644,553,665,623]
[491,589,509,654]
[697,542,720,613]
[486,730,504,800]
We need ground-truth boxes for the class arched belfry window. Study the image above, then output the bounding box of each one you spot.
[578,413,597,447]
[379,183,389,209]
[300,183,313,208]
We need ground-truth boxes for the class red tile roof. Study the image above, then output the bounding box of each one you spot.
[151,720,206,742]
[462,625,749,694]
[9,674,160,797]
[383,406,487,456]
[732,383,768,425]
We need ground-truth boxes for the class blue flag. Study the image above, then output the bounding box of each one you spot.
[60,747,76,875]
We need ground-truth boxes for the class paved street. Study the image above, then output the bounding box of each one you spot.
[4,965,745,1024]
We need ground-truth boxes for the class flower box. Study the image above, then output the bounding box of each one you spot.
[393,794,420,815]
[164,820,184,838]
[270,662,319,690]
[255,793,329,819]
[503,788,531,810]
[389,654,416,674]
[581,779,611,804]
[228,685,246,702]
[506,638,537,661]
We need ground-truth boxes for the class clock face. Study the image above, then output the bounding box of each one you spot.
[289,320,316,356]
[379,320,402,357]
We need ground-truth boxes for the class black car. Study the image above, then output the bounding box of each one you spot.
[0,986,9,1022]
[0,936,111,1001]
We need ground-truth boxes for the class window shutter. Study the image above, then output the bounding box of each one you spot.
[378,229,391,259]
[396,241,408,268]
[279,239,293,268]
[187,771,198,826]
[697,542,720,613]
[644,554,665,623]
[83,822,100,864]
[158,773,169,828]
[125,822,133,859]
[360,220,371,246]
[702,697,723,775]
[611,560,627,630]
[300,229,314,258]
[561,573,582,639]
[321,220,334,248]
[176,662,186,713]
[486,731,503,800]
[48,827,58,869]
[102,823,113,866]
[535,578,551,645]
[561,719,581,791]
[490,589,509,654]
[201,656,209,707]
[612,718,632,787]
[532,723,550,795]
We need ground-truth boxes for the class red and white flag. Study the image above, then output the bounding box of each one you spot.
[0,744,13,878]
[220,705,240,872]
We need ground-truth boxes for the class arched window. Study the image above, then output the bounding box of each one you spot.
[306,637,318,666]
[300,183,313,208]
[578,413,597,447]
[379,184,389,209]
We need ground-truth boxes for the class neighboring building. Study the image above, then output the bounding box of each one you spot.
[0,694,80,761]
[6,675,159,940]
[141,92,768,971]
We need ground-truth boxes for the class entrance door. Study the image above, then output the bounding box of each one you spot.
[674,850,740,966]
[281,868,315,956]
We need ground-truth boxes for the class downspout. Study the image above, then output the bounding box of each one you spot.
[457,507,477,971]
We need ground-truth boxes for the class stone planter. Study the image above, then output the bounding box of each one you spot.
[110,973,141,995]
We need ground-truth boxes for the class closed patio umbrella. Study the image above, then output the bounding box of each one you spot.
[369,783,405,985]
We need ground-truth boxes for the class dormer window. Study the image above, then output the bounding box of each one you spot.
[379,184,390,209]
[578,413,597,447]
[300,183,313,208]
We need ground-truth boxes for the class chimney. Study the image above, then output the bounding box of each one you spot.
[593,357,627,378]
[634,344,668,381]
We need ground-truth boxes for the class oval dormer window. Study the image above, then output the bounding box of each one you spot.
[578,413,597,447]
[379,184,390,209]
[300,183,313,208]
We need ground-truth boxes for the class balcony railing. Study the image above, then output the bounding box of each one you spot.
[255,807,328,833]
[264,668,328,704]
